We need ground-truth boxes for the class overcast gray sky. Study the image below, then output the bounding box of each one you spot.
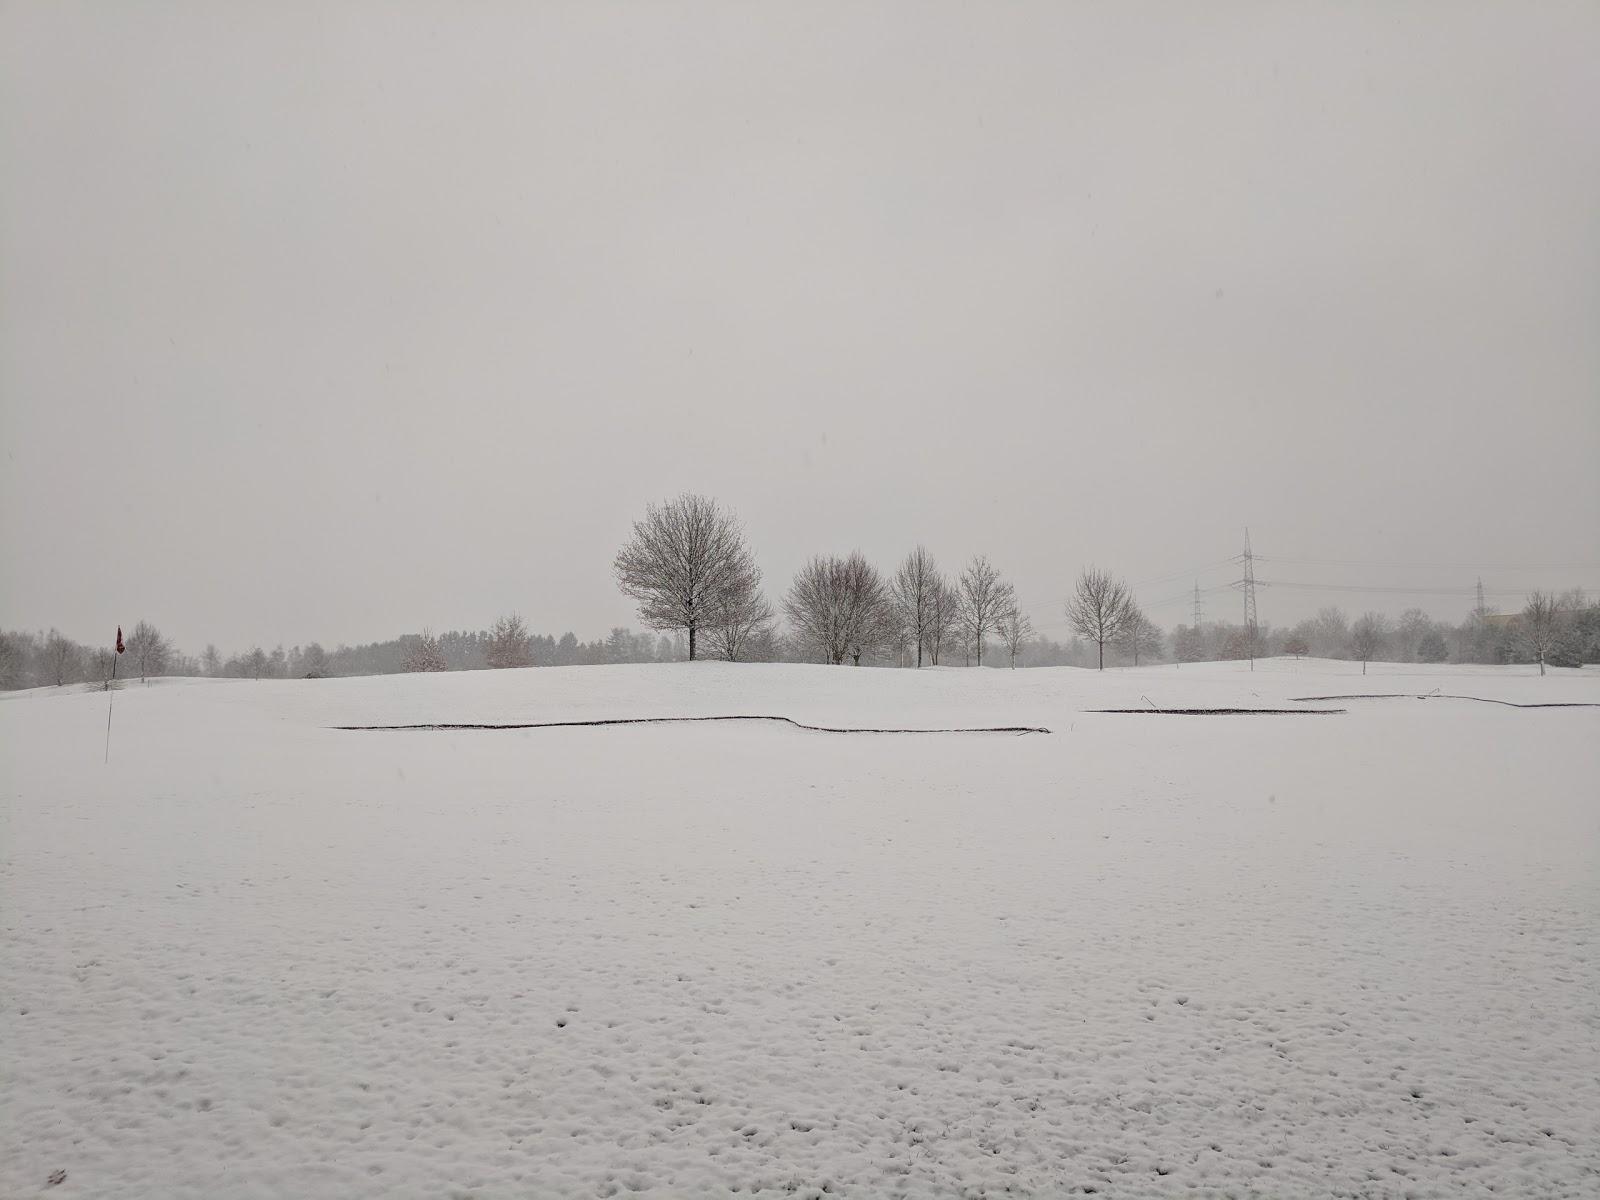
[3,1,1597,653]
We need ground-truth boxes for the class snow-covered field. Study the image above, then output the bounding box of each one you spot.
[2,659,1597,1199]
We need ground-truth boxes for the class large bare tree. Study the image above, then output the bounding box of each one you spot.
[996,604,1033,668]
[890,546,942,668]
[1348,611,1390,675]
[125,620,171,683]
[924,578,960,665]
[614,494,758,661]
[1066,568,1133,670]
[44,628,79,686]
[1519,591,1561,676]
[957,555,1013,667]
[784,552,893,665]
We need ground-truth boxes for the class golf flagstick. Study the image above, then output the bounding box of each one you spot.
[105,625,124,764]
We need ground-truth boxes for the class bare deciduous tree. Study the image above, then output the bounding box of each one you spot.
[1395,608,1432,662]
[956,555,1013,668]
[1311,607,1350,659]
[784,552,893,666]
[0,632,27,690]
[890,546,943,669]
[301,643,329,678]
[486,613,533,669]
[997,604,1033,668]
[847,599,897,665]
[45,628,78,686]
[924,578,959,665]
[85,646,114,687]
[125,620,171,683]
[614,494,758,662]
[704,586,776,663]
[1117,607,1162,666]
[1066,568,1133,670]
[1349,612,1390,675]
[1223,627,1253,660]
[1519,591,1561,676]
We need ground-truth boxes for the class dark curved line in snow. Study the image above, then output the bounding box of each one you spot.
[333,715,1052,735]
[1087,708,1346,716]
[1287,694,1600,709]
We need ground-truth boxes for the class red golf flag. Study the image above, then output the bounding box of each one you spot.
[115,626,125,654]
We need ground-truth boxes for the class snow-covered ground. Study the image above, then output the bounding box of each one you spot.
[2,659,1597,1198]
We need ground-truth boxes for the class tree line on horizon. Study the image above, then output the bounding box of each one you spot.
[0,621,697,691]
[607,494,1600,676]
[3,494,1597,689]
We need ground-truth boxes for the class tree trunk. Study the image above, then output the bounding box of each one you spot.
[1098,640,1104,670]
[688,625,696,661]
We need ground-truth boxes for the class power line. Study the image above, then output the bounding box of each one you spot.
[1261,580,1543,597]
[1110,539,1592,622]
[1256,555,1600,570]
[1131,557,1239,588]
[1143,582,1231,610]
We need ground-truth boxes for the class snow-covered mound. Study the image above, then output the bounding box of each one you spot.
[3,661,1597,1197]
